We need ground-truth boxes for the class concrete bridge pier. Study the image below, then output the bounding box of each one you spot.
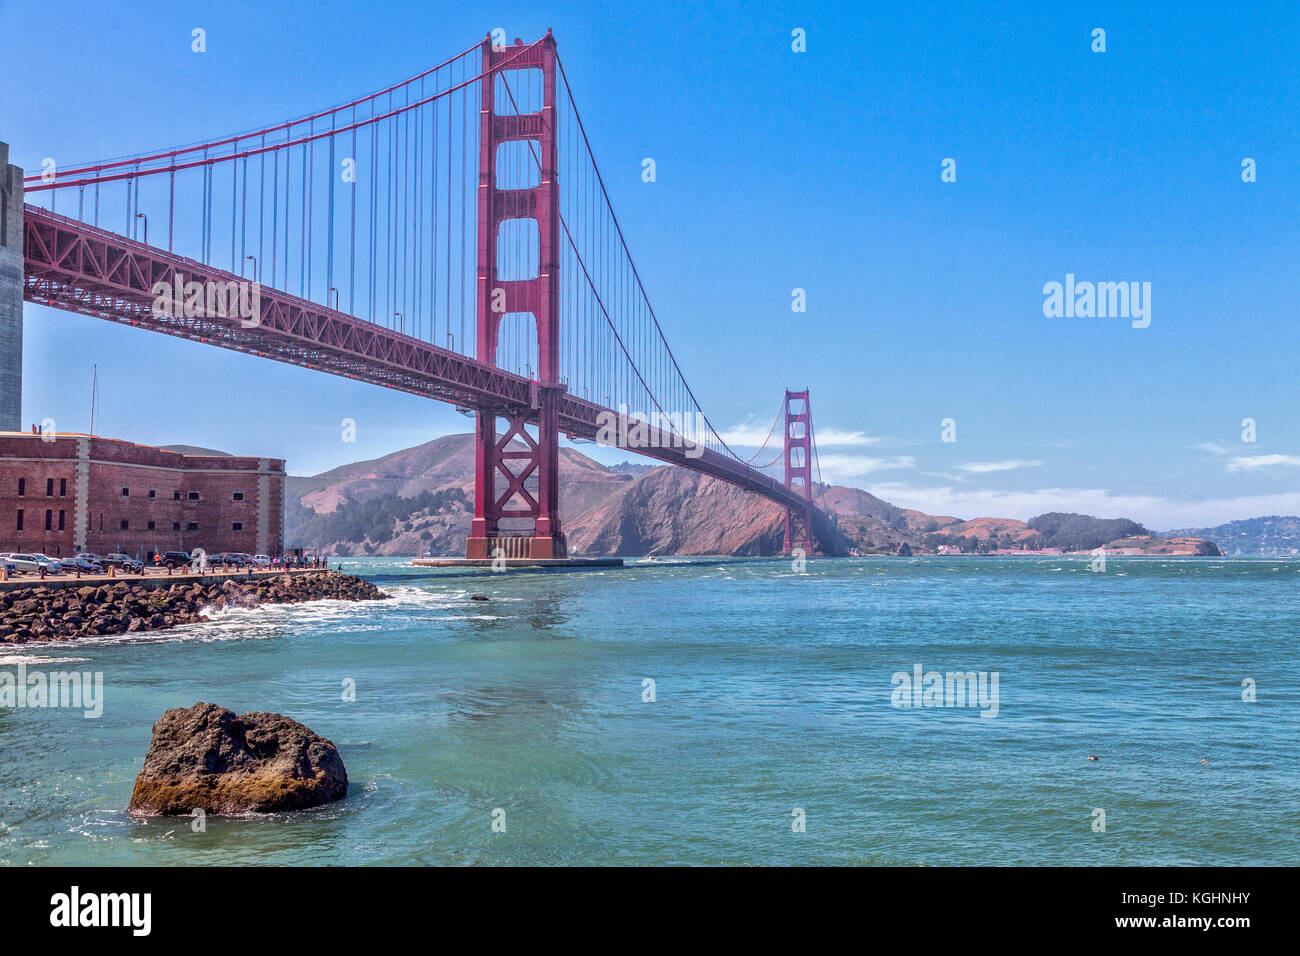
[0,142,22,432]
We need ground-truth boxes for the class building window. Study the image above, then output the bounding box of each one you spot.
[232,492,244,501]
[120,519,129,531]
[173,490,181,501]
[147,520,155,530]
[147,489,156,499]
[15,509,22,531]
[17,478,24,497]
[187,492,200,501]
[45,510,52,531]
[58,510,65,531]
[172,521,181,531]
[121,487,129,497]
[232,522,244,531]
[46,478,54,497]
[187,521,199,531]
[59,478,66,497]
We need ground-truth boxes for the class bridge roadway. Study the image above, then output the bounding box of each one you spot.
[22,204,819,520]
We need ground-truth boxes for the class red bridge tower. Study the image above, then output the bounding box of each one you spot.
[783,388,815,556]
[465,33,566,560]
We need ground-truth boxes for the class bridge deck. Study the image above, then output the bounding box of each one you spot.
[22,205,818,518]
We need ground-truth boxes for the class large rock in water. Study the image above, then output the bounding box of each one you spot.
[128,702,348,815]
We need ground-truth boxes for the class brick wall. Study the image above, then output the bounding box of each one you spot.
[0,433,284,559]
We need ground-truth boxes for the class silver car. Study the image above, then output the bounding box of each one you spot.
[6,552,61,573]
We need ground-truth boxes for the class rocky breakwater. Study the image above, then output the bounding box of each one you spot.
[129,702,348,815]
[0,571,388,644]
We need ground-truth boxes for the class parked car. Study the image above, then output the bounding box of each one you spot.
[75,552,105,565]
[158,551,193,570]
[252,554,271,568]
[0,555,16,575]
[63,556,104,574]
[103,553,144,573]
[6,552,62,574]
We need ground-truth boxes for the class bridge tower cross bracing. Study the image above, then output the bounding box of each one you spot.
[466,32,567,560]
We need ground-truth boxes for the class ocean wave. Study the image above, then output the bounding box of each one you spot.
[3,579,507,650]
[0,654,92,665]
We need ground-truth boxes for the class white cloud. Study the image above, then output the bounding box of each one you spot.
[816,428,885,447]
[815,454,916,483]
[1226,454,1300,472]
[718,419,884,448]
[858,482,1300,530]
[956,459,1045,474]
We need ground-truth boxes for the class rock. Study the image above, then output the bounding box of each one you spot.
[128,703,348,816]
[0,571,386,644]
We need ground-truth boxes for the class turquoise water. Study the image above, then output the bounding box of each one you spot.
[1,556,1297,866]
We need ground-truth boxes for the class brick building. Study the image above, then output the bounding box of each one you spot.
[0,432,284,560]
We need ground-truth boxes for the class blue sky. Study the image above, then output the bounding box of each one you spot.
[2,0,1298,528]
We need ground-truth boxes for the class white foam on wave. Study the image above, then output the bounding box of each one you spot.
[0,654,91,665]
[1,580,514,651]
[14,582,461,648]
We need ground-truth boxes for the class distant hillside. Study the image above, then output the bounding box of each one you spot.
[1164,516,1300,556]
[282,434,1220,557]
[1027,512,1149,551]
[284,433,633,556]
[898,510,1217,555]
[608,461,656,476]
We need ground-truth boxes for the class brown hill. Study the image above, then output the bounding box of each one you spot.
[285,434,636,556]
[1103,535,1220,556]
[283,433,1219,558]
[932,517,1039,546]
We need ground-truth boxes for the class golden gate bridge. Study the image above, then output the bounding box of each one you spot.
[13,31,826,562]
